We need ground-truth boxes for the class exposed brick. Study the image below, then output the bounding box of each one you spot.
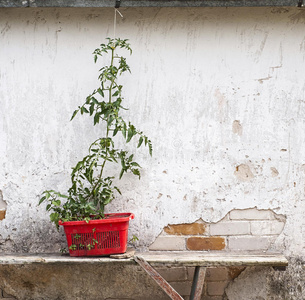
[164,222,207,236]
[210,221,250,236]
[228,236,273,251]
[227,267,246,280]
[0,210,6,221]
[250,221,285,235]
[202,296,223,300]
[187,267,228,282]
[149,236,186,251]
[155,267,188,282]
[206,268,228,281]
[229,208,274,220]
[187,267,195,280]
[206,281,229,296]
[169,281,193,296]
[187,237,226,251]
[103,299,135,300]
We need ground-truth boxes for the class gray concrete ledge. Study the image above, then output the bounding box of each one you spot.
[0,251,288,267]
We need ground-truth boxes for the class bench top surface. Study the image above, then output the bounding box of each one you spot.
[0,251,288,267]
[136,251,288,267]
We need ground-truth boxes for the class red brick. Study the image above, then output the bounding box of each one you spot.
[206,268,228,281]
[227,267,246,280]
[164,222,207,236]
[0,210,6,221]
[187,237,226,251]
[207,281,229,296]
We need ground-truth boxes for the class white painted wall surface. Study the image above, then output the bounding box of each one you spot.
[0,7,304,258]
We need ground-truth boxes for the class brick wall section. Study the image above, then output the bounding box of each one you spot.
[149,208,286,299]
[149,207,286,251]
[154,266,245,300]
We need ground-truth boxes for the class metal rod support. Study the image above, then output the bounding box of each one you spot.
[190,266,206,300]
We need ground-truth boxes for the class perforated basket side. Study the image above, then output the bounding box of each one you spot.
[70,230,122,251]
[62,216,131,256]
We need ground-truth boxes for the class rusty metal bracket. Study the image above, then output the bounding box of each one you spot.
[134,256,184,300]
[134,255,207,300]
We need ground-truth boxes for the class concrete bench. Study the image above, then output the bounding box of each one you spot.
[0,251,288,300]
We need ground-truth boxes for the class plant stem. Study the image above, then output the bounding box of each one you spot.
[91,48,116,194]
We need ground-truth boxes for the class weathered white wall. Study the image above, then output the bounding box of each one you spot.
[0,6,305,299]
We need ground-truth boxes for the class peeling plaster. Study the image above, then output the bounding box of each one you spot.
[150,208,286,251]
[234,164,254,182]
[0,190,7,212]
[232,120,243,136]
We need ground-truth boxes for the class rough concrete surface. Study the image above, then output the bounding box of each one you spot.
[0,264,169,300]
[225,257,305,300]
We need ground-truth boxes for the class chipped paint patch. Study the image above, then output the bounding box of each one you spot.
[232,120,243,136]
[234,164,254,182]
[270,167,279,177]
[0,191,7,219]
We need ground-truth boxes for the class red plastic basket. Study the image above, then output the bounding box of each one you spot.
[59,213,134,257]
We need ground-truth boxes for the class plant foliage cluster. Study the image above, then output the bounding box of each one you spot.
[39,38,152,228]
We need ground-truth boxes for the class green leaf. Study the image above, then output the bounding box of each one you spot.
[114,186,121,195]
[51,200,61,206]
[89,103,94,116]
[126,128,133,143]
[97,88,104,97]
[113,127,119,137]
[119,169,124,179]
[122,124,127,139]
[92,97,99,105]
[132,168,141,179]
[148,140,153,156]
[137,136,143,148]
[57,193,68,199]
[50,212,59,223]
[73,161,83,173]
[69,244,77,251]
[81,106,89,114]
[38,196,46,205]
[94,113,100,125]
[70,110,78,121]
